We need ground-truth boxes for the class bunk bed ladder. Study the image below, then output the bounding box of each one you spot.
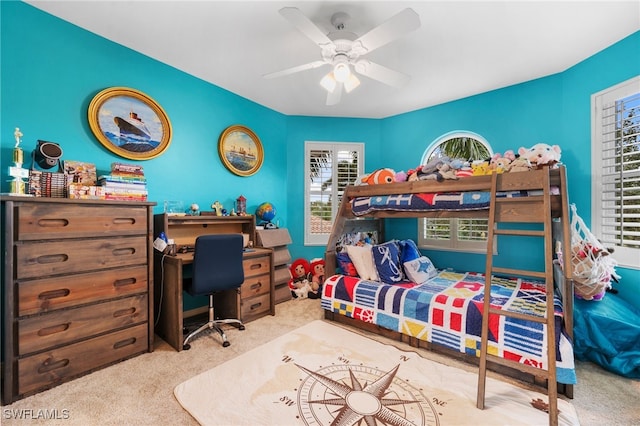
[476,168,559,426]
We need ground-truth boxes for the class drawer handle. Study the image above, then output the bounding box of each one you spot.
[250,282,262,291]
[113,337,137,349]
[37,218,69,228]
[250,302,262,310]
[112,248,135,256]
[38,358,69,374]
[37,254,68,264]
[113,217,136,225]
[38,288,70,300]
[114,277,137,288]
[113,307,137,318]
[250,263,263,270]
[37,323,70,336]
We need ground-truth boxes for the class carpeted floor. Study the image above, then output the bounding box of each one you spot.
[1,299,638,425]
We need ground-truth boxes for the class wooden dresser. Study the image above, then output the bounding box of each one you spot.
[1,196,155,404]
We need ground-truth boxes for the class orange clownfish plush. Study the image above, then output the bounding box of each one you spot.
[359,168,396,185]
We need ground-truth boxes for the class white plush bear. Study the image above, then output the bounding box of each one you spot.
[518,143,561,168]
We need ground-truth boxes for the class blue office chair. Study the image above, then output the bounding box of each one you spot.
[182,234,245,350]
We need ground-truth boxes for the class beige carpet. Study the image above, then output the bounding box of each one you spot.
[1,299,638,425]
[174,320,579,426]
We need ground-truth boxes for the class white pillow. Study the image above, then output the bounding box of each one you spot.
[403,256,437,284]
[345,245,379,281]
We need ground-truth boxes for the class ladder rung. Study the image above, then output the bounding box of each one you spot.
[491,267,547,279]
[488,307,548,324]
[486,353,550,378]
[496,195,544,203]
[494,229,545,237]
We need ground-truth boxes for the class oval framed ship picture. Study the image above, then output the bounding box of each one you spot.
[218,125,264,176]
[88,87,172,160]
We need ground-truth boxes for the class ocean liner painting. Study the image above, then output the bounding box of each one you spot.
[218,125,264,176]
[88,87,172,160]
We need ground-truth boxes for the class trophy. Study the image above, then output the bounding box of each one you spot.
[8,128,30,195]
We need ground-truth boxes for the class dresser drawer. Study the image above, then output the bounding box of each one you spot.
[16,236,148,279]
[18,294,148,355]
[18,265,148,316]
[242,255,270,279]
[240,273,270,298]
[240,293,270,321]
[17,204,148,240]
[18,323,148,396]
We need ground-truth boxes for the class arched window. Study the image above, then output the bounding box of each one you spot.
[418,131,493,252]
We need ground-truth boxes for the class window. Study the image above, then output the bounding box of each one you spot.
[592,76,640,268]
[304,142,364,245]
[417,131,493,252]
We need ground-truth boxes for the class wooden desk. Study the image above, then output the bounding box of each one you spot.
[153,214,274,351]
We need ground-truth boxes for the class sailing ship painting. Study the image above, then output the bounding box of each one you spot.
[221,129,260,173]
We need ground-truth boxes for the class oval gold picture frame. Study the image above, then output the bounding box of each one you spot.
[218,125,264,176]
[88,87,172,160]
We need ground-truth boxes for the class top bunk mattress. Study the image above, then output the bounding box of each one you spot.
[350,189,548,216]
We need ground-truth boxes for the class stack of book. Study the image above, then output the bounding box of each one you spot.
[98,163,148,201]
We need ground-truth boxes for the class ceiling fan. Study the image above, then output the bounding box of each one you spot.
[263,7,421,105]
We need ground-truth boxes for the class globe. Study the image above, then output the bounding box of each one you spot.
[255,202,276,224]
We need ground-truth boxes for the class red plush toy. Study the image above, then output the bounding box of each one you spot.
[309,258,325,299]
[288,258,312,299]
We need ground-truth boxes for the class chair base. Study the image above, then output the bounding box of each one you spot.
[182,295,245,350]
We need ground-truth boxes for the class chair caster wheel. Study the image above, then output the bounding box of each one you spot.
[223,341,231,347]
[239,325,246,331]
[183,344,191,350]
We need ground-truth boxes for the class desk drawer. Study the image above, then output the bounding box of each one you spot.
[240,273,270,298]
[17,204,148,240]
[18,294,148,355]
[240,293,270,320]
[242,255,270,279]
[16,236,147,279]
[18,323,148,396]
[18,265,148,316]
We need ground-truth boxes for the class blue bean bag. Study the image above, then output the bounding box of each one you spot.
[573,293,640,378]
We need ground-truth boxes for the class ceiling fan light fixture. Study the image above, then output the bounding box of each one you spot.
[344,73,360,93]
[320,72,337,93]
[333,62,351,83]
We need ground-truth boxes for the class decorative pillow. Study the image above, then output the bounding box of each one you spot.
[399,239,421,263]
[403,256,437,284]
[336,251,358,277]
[345,245,378,281]
[372,241,404,284]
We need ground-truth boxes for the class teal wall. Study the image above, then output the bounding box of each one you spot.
[2,2,638,307]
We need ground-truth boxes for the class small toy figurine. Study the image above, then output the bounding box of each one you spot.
[14,128,23,148]
[212,201,223,216]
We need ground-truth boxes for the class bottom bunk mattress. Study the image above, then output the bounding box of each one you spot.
[321,270,576,384]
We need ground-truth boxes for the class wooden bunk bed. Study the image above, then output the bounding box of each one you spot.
[322,166,574,426]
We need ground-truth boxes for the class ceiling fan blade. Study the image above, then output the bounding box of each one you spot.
[263,60,327,79]
[279,7,333,48]
[354,60,410,88]
[353,8,420,54]
[326,82,343,106]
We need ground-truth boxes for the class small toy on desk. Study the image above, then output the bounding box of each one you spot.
[288,258,312,299]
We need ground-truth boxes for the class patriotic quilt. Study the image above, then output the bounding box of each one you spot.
[321,270,576,384]
[350,190,542,216]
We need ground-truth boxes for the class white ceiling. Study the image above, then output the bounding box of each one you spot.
[26,1,640,119]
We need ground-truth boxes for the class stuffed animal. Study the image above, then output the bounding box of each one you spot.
[309,258,325,299]
[409,157,458,182]
[471,160,491,176]
[288,258,312,299]
[518,143,561,169]
[356,168,396,185]
[507,156,532,172]
[489,154,511,174]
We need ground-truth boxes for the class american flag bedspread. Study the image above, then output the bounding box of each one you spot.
[321,270,576,384]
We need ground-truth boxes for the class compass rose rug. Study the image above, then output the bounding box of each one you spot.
[174,320,579,425]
